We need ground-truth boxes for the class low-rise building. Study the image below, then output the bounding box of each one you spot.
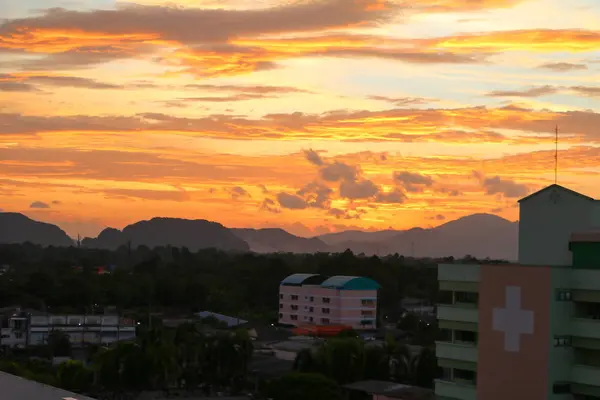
[278,274,380,330]
[1,309,136,349]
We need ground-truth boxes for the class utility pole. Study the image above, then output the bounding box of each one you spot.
[555,125,559,184]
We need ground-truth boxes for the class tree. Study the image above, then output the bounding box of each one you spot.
[47,330,72,357]
[57,360,93,392]
[411,347,439,388]
[267,372,342,400]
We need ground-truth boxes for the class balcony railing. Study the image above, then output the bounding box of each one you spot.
[436,341,478,363]
[571,318,600,340]
[435,379,477,400]
[437,304,479,324]
[571,364,600,387]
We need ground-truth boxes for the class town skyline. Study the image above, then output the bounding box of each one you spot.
[1,0,600,238]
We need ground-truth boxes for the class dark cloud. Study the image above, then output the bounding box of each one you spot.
[185,84,312,95]
[260,198,280,213]
[367,95,433,106]
[51,200,62,205]
[304,149,325,166]
[481,175,530,198]
[375,187,407,203]
[320,161,358,182]
[0,1,398,44]
[393,171,434,192]
[0,80,39,92]
[276,192,307,209]
[229,186,251,199]
[297,181,332,209]
[571,86,600,97]
[30,201,50,209]
[538,62,588,72]
[486,85,558,98]
[339,179,379,199]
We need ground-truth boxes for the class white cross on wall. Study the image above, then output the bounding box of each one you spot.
[492,286,534,352]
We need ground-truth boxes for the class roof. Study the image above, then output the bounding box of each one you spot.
[570,231,600,243]
[518,184,596,203]
[320,275,381,290]
[343,380,434,400]
[280,273,320,286]
[0,371,97,400]
[196,311,247,327]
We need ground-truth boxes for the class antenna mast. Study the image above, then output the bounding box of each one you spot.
[554,125,558,184]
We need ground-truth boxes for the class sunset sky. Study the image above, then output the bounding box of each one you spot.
[1,0,600,238]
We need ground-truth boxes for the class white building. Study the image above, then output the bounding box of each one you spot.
[1,310,136,349]
[518,184,600,266]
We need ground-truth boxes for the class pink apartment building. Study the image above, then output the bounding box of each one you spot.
[278,274,381,330]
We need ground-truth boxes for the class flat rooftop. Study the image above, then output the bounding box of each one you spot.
[0,371,97,400]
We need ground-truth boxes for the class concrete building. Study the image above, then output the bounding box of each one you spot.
[435,184,600,400]
[1,309,136,349]
[278,274,380,330]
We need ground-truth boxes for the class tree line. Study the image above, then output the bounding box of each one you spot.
[1,321,437,400]
[0,243,441,321]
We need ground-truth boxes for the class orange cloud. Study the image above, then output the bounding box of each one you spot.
[0,104,595,143]
[424,29,600,53]
[3,144,599,236]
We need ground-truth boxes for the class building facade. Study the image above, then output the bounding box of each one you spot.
[435,184,600,400]
[278,274,380,330]
[1,310,136,349]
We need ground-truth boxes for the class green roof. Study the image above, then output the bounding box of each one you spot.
[280,273,320,286]
[320,276,381,290]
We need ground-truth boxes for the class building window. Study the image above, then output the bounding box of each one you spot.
[291,305,298,311]
[361,299,375,307]
[279,294,283,299]
[323,297,331,304]
[361,310,374,316]
[322,308,330,314]
[554,336,571,347]
[290,295,298,301]
[279,313,283,319]
[455,330,477,344]
[556,290,572,301]
[455,292,478,305]
[454,369,477,384]
[309,317,313,322]
[14,332,23,339]
[552,383,571,394]
[310,296,314,302]
[280,304,283,309]
[309,307,314,312]
[291,315,298,321]
[321,318,330,324]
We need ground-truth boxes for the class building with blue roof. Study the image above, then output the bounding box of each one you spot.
[278,274,380,330]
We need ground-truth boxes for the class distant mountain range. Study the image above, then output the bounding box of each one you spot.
[0,212,518,260]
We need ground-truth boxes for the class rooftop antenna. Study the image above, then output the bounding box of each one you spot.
[554,125,559,185]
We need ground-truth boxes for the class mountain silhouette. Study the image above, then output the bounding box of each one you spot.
[232,228,329,253]
[0,213,518,260]
[82,217,249,252]
[325,213,518,260]
[0,213,73,247]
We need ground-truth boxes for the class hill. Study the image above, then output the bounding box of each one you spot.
[82,217,250,252]
[231,228,329,253]
[325,213,518,260]
[1,212,518,259]
[0,212,73,247]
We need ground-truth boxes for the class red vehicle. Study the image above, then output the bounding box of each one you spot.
[292,324,352,337]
